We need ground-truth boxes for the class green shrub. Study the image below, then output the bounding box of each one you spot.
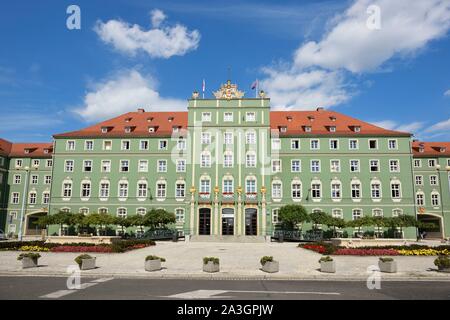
[145,255,166,262]
[203,257,219,264]
[434,255,450,269]
[379,257,394,263]
[74,254,94,267]
[17,253,41,261]
[260,256,274,266]
[319,256,333,263]
[110,239,155,253]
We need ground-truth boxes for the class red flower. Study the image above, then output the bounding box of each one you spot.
[334,248,398,256]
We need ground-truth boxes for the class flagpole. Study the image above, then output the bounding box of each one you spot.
[255,79,258,98]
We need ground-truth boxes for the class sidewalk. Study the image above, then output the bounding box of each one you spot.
[1,241,449,280]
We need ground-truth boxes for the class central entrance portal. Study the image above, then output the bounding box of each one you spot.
[199,208,211,235]
[245,208,257,236]
[221,208,234,235]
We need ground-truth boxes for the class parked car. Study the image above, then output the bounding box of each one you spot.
[0,230,7,240]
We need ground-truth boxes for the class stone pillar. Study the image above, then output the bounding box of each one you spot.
[237,186,242,236]
[214,186,219,235]
[189,186,196,236]
[261,186,267,237]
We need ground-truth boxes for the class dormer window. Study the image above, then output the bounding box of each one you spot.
[148,127,156,133]
[124,117,132,123]
[147,117,154,122]
[440,147,446,153]
[44,149,49,154]
[286,116,293,122]
[125,127,131,133]
[353,126,361,133]
[168,117,174,122]
[419,147,424,153]
[24,149,30,154]
[330,116,337,122]
[307,116,315,122]
[279,126,287,133]
[304,126,312,133]
[101,126,112,133]
[172,126,180,132]
[329,126,336,132]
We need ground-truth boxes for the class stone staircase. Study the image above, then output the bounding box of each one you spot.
[189,235,267,243]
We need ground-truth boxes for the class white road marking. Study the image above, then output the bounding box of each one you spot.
[40,277,113,299]
[164,289,340,299]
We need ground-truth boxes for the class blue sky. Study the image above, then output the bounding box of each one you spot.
[0,0,449,142]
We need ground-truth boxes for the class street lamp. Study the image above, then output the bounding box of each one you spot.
[18,166,30,241]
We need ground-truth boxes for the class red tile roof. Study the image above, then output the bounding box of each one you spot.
[54,111,189,138]
[270,109,411,137]
[0,138,52,158]
[412,141,450,157]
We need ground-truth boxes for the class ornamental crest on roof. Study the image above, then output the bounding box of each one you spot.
[213,80,245,100]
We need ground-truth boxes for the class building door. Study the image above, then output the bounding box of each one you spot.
[222,208,234,235]
[198,208,211,235]
[245,208,257,236]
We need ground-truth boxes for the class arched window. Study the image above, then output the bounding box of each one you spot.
[99,180,110,199]
[118,180,128,199]
[80,180,91,199]
[175,180,185,198]
[390,180,402,200]
[291,180,302,200]
[371,180,382,199]
[117,207,127,218]
[272,180,282,200]
[416,192,425,206]
[137,180,148,199]
[330,180,341,200]
[62,180,72,199]
[431,191,440,207]
[156,180,167,199]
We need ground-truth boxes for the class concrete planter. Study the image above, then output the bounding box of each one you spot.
[379,260,397,273]
[22,257,39,269]
[80,258,96,270]
[320,261,336,273]
[203,261,220,273]
[145,259,162,272]
[261,261,279,273]
[437,266,450,273]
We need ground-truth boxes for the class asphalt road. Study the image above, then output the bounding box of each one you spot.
[0,276,449,300]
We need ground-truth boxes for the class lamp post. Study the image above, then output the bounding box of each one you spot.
[18,166,30,241]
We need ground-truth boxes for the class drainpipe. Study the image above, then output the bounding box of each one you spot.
[437,165,445,238]
[408,139,419,240]
[18,166,30,241]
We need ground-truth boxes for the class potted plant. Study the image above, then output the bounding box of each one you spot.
[145,255,166,272]
[74,254,96,270]
[319,256,336,273]
[434,255,450,273]
[17,253,41,269]
[379,257,397,273]
[260,256,279,273]
[203,257,220,273]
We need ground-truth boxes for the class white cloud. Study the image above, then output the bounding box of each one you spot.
[425,118,450,133]
[371,120,424,133]
[262,0,450,109]
[444,89,450,96]
[94,9,200,58]
[75,69,186,122]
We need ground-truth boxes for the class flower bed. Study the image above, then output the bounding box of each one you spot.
[301,244,327,254]
[51,245,113,253]
[397,249,450,256]
[334,248,398,256]
[18,246,50,252]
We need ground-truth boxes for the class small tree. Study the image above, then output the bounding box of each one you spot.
[278,205,309,230]
[372,216,388,238]
[36,215,54,236]
[143,209,176,229]
[49,211,74,236]
[388,215,418,238]
[128,214,146,235]
[326,217,347,238]
[113,216,132,236]
[309,211,330,231]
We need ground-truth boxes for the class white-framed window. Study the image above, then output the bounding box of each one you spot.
[349,139,358,150]
[177,139,186,151]
[65,160,74,172]
[200,179,211,194]
[271,139,281,150]
[428,159,436,167]
[350,160,360,172]
[136,208,146,216]
[137,181,148,198]
[140,140,149,150]
[311,183,322,199]
[157,160,167,172]
[224,112,233,122]
[272,181,282,199]
[431,192,440,207]
[329,139,339,150]
[138,160,148,172]
[330,160,340,173]
[392,209,403,217]
[81,182,91,198]
[117,208,127,218]
[351,182,361,199]
[201,132,211,144]
[83,160,93,172]
[200,151,211,168]
[156,182,167,198]
[15,159,23,167]
[42,192,50,204]
[45,175,51,184]
[224,132,233,145]
[202,112,211,122]
[415,175,423,185]
[223,151,233,168]
[175,208,185,223]
[62,182,72,198]
[369,139,378,149]
[388,139,397,150]
[28,192,37,205]
[390,182,401,199]
[272,209,280,224]
[85,140,94,151]
[332,209,343,219]
[291,160,301,172]
[46,159,53,167]
[331,182,341,199]
[223,179,233,193]
[120,160,129,172]
[158,140,168,150]
[176,159,186,172]
[13,174,21,184]
[8,211,18,223]
[371,182,381,199]
[373,209,383,217]
[352,209,362,220]
[103,140,112,151]
[246,152,256,168]
[11,192,20,204]
[246,131,256,144]
[389,160,400,172]
[291,182,302,199]
[67,140,75,151]
[414,159,421,168]
[99,181,110,198]
[118,182,128,198]
[310,139,320,150]
[245,112,256,122]
[416,192,425,206]
[32,159,40,167]
[245,178,257,194]
[311,160,320,173]
[370,160,379,172]
[272,159,281,173]
[291,139,300,150]
[121,140,130,150]
[101,160,111,172]
[175,182,185,198]
[430,175,438,186]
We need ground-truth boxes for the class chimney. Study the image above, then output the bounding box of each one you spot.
[137,108,145,113]
[316,107,324,112]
